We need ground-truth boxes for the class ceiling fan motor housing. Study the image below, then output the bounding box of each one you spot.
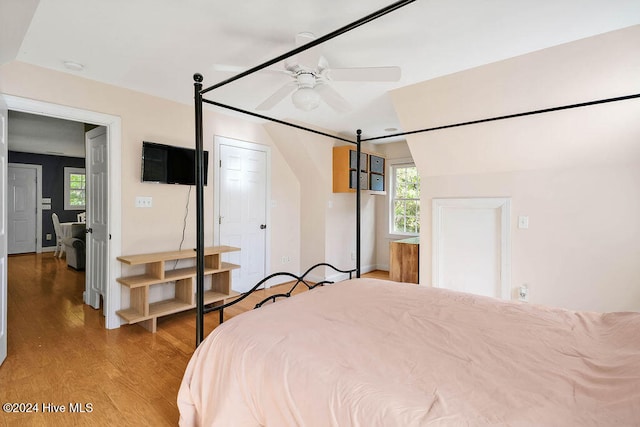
[296,71,317,88]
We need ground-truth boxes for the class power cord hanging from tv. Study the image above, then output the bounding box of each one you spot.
[173,185,192,270]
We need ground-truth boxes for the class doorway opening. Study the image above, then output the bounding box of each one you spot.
[2,94,122,330]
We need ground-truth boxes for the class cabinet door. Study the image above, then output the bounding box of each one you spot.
[370,173,384,191]
[349,171,369,190]
[349,150,368,171]
[370,155,384,174]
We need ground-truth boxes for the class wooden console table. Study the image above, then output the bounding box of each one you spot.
[116,246,240,332]
[390,237,419,284]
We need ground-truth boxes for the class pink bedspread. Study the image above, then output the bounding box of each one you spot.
[177,278,640,426]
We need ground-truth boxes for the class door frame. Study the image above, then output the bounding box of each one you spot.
[7,163,42,253]
[213,135,271,285]
[432,197,511,300]
[2,94,122,329]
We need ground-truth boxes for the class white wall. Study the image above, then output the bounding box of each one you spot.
[264,123,378,280]
[391,25,640,312]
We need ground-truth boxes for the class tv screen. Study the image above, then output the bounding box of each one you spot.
[141,141,208,185]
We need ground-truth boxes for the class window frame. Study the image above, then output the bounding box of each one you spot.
[64,167,86,210]
[388,161,420,237]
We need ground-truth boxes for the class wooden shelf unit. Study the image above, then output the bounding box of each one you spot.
[116,246,240,332]
[333,145,386,194]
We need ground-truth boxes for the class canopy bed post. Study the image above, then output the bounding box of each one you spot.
[356,129,362,278]
[194,73,206,346]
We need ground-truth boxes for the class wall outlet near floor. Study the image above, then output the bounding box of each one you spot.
[135,196,153,208]
[519,284,529,302]
[46,233,52,241]
[518,215,529,229]
[281,256,291,264]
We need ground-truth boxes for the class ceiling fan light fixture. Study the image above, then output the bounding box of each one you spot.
[291,87,320,111]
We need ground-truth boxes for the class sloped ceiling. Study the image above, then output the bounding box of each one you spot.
[2,0,639,142]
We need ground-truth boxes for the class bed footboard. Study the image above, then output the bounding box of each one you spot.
[202,263,355,324]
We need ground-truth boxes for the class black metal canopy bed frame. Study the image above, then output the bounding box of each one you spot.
[191,0,640,347]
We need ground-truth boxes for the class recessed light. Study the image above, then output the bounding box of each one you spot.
[384,127,398,132]
[63,61,84,72]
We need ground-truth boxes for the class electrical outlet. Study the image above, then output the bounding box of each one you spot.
[519,284,529,302]
[518,216,529,229]
[281,256,291,264]
[45,233,52,241]
[135,196,153,208]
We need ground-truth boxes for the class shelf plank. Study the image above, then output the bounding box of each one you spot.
[149,299,193,317]
[116,308,146,323]
[220,262,240,271]
[116,291,240,324]
[117,264,240,288]
[117,246,240,265]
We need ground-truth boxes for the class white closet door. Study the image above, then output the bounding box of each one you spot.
[218,143,267,293]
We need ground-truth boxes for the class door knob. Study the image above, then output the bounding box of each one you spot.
[260,224,267,229]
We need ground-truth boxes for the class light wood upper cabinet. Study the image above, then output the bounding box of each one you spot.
[333,145,385,194]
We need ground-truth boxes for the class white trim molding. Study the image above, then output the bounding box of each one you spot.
[2,94,122,329]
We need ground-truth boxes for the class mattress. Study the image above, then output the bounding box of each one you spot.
[178,278,640,426]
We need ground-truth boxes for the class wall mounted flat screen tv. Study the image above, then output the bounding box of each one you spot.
[141,141,208,185]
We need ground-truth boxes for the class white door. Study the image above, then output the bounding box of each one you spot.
[7,165,37,254]
[1,97,8,365]
[219,143,267,293]
[432,198,511,299]
[85,126,108,310]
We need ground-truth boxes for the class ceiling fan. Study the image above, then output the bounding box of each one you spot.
[255,32,402,112]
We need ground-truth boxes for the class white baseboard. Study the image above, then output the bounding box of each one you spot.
[322,263,378,283]
[263,274,296,289]
[377,263,390,272]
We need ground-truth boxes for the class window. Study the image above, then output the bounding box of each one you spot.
[64,167,86,210]
[390,164,420,234]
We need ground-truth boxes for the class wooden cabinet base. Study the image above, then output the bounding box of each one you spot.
[390,238,419,284]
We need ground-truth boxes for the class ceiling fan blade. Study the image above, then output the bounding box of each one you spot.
[294,32,322,70]
[315,83,351,113]
[212,64,247,73]
[212,64,289,75]
[256,82,297,110]
[329,66,401,82]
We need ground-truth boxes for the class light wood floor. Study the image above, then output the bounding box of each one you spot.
[0,252,388,426]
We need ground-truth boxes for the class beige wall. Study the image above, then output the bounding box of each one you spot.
[0,61,301,315]
[391,25,640,311]
[264,124,377,280]
[373,140,414,270]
